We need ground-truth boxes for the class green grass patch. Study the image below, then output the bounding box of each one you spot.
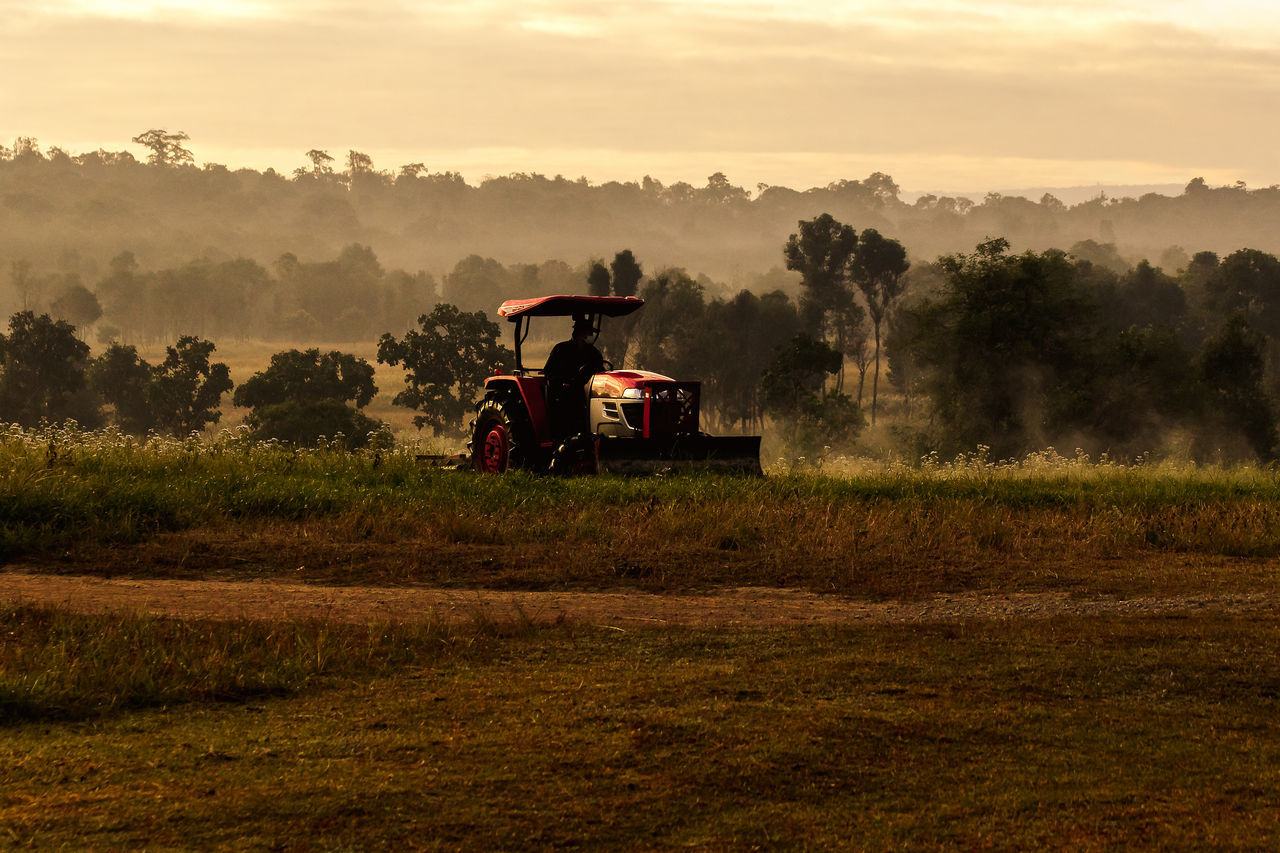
[7,425,1280,597]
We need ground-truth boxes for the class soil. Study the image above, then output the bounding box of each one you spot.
[2,570,1276,627]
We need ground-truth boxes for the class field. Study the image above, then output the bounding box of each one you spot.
[5,427,1280,848]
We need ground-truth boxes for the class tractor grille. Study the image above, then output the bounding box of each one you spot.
[645,382,699,436]
[620,402,645,431]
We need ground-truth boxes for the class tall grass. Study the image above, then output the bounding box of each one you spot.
[4,425,1280,594]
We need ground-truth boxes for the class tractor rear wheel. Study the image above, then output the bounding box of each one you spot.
[469,394,533,473]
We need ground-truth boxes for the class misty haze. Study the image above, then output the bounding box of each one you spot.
[6,1,1280,848]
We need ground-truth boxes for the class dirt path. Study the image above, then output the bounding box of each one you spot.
[3,570,1277,626]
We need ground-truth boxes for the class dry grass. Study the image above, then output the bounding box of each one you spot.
[0,604,539,723]
[4,608,1280,849]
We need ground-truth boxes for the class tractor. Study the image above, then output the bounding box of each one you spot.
[467,294,762,475]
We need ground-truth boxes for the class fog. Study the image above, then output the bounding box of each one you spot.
[6,145,1280,461]
[3,146,1278,316]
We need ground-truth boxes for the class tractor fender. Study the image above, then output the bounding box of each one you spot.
[483,375,553,447]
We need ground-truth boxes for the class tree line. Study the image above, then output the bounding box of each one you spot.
[0,310,393,448]
[891,240,1280,462]
[10,245,435,346]
[8,244,665,347]
[4,131,1280,310]
[541,225,1280,463]
[7,212,1280,464]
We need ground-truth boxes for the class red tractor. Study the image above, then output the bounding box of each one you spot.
[468,294,762,475]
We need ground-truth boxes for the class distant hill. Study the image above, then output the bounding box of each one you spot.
[903,184,1188,206]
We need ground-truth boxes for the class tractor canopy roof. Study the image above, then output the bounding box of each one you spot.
[497,295,644,321]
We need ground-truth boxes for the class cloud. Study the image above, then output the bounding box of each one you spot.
[31,0,276,22]
[2,0,1277,189]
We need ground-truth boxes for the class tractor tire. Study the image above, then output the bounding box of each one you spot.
[468,394,534,474]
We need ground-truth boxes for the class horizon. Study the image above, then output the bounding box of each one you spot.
[5,1,1277,196]
[5,135,1202,206]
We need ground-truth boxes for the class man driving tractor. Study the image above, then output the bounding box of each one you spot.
[543,315,604,439]
[468,293,761,475]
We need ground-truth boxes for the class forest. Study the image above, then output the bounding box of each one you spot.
[4,131,1280,298]
[4,132,1280,463]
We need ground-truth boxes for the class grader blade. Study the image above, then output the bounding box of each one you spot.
[415,453,471,470]
[595,435,763,476]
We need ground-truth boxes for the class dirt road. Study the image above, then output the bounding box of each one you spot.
[2,570,1276,626]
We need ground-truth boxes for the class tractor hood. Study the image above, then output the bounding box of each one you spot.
[589,370,680,399]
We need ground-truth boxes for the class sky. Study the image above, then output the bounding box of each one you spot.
[2,0,1277,194]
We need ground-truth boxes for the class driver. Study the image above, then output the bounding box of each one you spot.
[544,315,605,439]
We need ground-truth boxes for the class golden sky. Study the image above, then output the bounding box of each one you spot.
[4,0,1277,192]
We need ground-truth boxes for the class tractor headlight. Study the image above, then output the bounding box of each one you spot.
[621,388,644,399]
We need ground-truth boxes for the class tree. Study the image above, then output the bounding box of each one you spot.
[234,349,376,410]
[10,260,38,312]
[1205,249,1280,337]
[1110,259,1186,331]
[49,280,103,331]
[206,257,271,341]
[849,228,910,424]
[346,150,374,175]
[249,398,387,450]
[1068,240,1129,274]
[628,269,706,376]
[0,311,94,426]
[901,239,1101,457]
[837,305,872,403]
[591,250,645,366]
[587,262,611,296]
[12,137,40,159]
[1196,315,1277,461]
[610,250,643,298]
[783,214,858,336]
[698,289,800,430]
[377,303,512,434]
[1085,325,1199,456]
[89,344,156,433]
[304,149,335,177]
[233,349,384,448]
[863,171,901,205]
[440,255,510,313]
[760,334,863,454]
[148,336,233,435]
[275,244,386,338]
[760,334,843,417]
[94,252,146,344]
[131,129,194,167]
[703,172,749,204]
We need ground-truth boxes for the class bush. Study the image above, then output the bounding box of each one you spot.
[245,399,390,449]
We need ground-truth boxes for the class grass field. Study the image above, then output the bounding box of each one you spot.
[5,425,1280,599]
[4,606,1280,848]
[5,427,1280,848]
